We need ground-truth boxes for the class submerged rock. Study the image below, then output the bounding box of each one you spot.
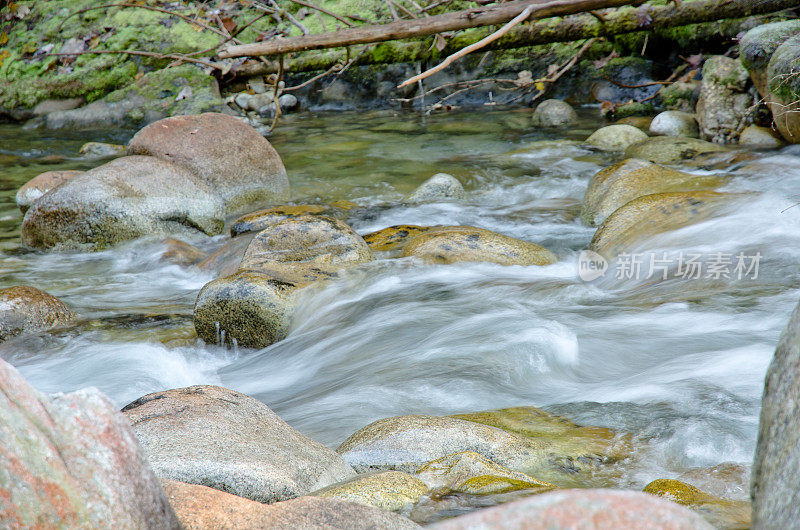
[197,234,256,278]
[738,125,785,149]
[696,56,753,143]
[78,141,126,159]
[0,358,180,528]
[581,158,722,227]
[752,299,800,528]
[624,136,728,164]
[15,169,83,212]
[230,204,347,236]
[363,225,431,252]
[163,481,419,529]
[21,156,225,251]
[644,479,750,530]
[739,20,800,96]
[311,471,429,512]
[403,173,466,204]
[678,462,750,499]
[531,99,577,127]
[400,226,556,266]
[122,385,356,504]
[160,238,207,267]
[0,285,76,341]
[427,489,713,529]
[649,111,699,138]
[127,113,290,212]
[766,35,800,143]
[585,124,648,151]
[589,191,737,258]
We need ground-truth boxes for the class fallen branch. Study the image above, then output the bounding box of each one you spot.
[218,0,638,57]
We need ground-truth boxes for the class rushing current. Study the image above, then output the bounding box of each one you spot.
[2,108,799,499]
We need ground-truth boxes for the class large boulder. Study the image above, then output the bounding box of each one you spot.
[766,35,800,143]
[15,170,83,213]
[649,111,699,138]
[127,113,290,212]
[643,479,750,530]
[752,299,800,528]
[0,286,76,341]
[589,191,737,259]
[531,99,578,127]
[311,471,429,512]
[400,226,556,266]
[21,156,225,251]
[739,20,800,96]
[624,136,728,164]
[403,173,466,204]
[696,56,753,143]
[427,489,714,529]
[122,385,356,504]
[580,158,722,227]
[162,480,420,529]
[0,358,180,528]
[585,124,648,152]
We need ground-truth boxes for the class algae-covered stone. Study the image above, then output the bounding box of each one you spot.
[766,35,800,143]
[581,158,722,226]
[649,111,699,138]
[644,479,750,530]
[231,205,346,237]
[585,124,648,151]
[696,56,753,143]
[311,471,428,512]
[122,385,356,504]
[659,81,698,113]
[624,136,728,164]
[415,451,554,495]
[589,191,736,258]
[21,156,225,251]
[739,20,800,96]
[531,99,577,127]
[739,125,786,149]
[403,173,466,204]
[363,225,431,252]
[400,226,556,266]
[15,169,83,212]
[128,113,290,212]
[0,285,76,342]
[78,142,126,159]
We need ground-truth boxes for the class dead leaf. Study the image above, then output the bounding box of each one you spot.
[434,34,447,52]
[0,50,10,68]
[89,36,100,49]
[219,15,236,34]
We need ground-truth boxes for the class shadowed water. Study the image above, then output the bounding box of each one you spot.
[1,109,799,499]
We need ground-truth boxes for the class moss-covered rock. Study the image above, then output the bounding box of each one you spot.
[589,191,737,258]
[608,101,655,120]
[659,82,698,113]
[766,34,800,143]
[311,471,429,512]
[231,205,348,237]
[649,111,699,138]
[581,158,723,226]
[531,99,577,127]
[624,136,728,164]
[586,124,648,152]
[363,225,432,252]
[403,173,466,204]
[696,56,753,143]
[644,479,750,530]
[739,20,800,96]
[400,226,556,266]
[0,286,76,341]
[78,142,126,159]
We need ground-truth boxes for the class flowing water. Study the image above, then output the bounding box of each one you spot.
[2,108,800,504]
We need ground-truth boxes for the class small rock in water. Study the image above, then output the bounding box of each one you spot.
[122,385,357,504]
[643,479,751,530]
[234,92,252,110]
[649,111,699,138]
[248,92,274,112]
[403,173,466,204]
[311,471,429,512]
[159,238,207,266]
[624,136,728,164]
[426,489,714,529]
[278,93,299,112]
[615,115,653,131]
[585,124,648,151]
[738,125,785,149]
[32,97,84,116]
[78,141,127,159]
[531,99,578,127]
[0,285,76,342]
[15,169,83,212]
[0,358,180,528]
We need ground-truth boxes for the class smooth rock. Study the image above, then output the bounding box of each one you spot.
[32,97,84,116]
[311,471,429,511]
[278,93,299,111]
[122,385,356,504]
[581,158,722,226]
[624,136,728,164]
[400,226,556,266]
[403,173,466,203]
[649,111,699,138]
[644,479,750,530]
[416,451,554,495]
[752,298,800,527]
[78,141,126,159]
[615,116,653,132]
[162,480,419,529]
[766,35,800,143]
[586,124,648,151]
[363,225,431,252]
[738,125,785,149]
[21,156,225,251]
[247,92,274,112]
[0,358,180,528]
[160,238,207,266]
[696,56,753,143]
[44,99,136,130]
[531,99,578,127]
[127,112,290,212]
[230,204,346,237]
[234,92,252,110]
[739,20,800,96]
[427,489,714,529]
[197,234,256,278]
[589,191,737,258]
[15,169,83,212]
[0,286,75,341]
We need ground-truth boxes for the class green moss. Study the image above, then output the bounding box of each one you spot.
[612,101,655,119]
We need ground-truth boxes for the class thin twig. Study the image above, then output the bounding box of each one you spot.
[389,0,419,18]
[269,55,285,133]
[267,0,310,35]
[288,0,355,27]
[398,5,534,88]
[384,0,401,21]
[283,62,346,91]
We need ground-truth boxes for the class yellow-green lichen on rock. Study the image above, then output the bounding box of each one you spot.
[231,205,349,237]
[311,471,429,512]
[363,225,432,252]
[624,136,729,164]
[644,479,751,530]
